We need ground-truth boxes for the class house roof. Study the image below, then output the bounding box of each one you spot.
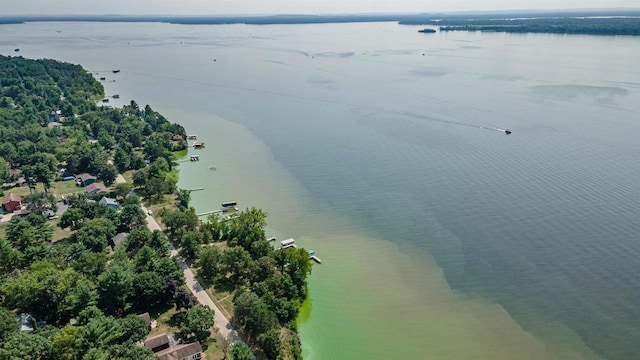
[99,197,119,206]
[112,232,129,246]
[85,183,108,194]
[144,333,170,351]
[3,193,21,204]
[156,342,203,360]
[76,173,97,182]
[138,312,151,327]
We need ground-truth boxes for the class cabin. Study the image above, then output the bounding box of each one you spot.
[99,197,119,209]
[76,173,97,187]
[85,183,108,195]
[156,342,203,360]
[280,238,296,248]
[144,333,170,353]
[3,193,23,212]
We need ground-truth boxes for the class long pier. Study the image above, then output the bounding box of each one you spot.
[197,209,223,216]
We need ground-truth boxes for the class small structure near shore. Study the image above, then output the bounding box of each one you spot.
[192,142,205,149]
[190,155,200,161]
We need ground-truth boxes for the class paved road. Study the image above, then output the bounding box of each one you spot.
[125,171,240,343]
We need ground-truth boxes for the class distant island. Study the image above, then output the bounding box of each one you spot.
[1,10,639,36]
[418,28,436,33]
[422,17,640,36]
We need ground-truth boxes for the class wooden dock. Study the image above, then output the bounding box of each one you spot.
[190,187,204,192]
[197,209,223,216]
[310,255,322,264]
[267,236,276,242]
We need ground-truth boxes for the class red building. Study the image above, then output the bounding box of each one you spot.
[2,193,23,212]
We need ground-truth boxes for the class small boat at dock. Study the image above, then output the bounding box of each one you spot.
[505,129,512,135]
[112,69,120,73]
[280,238,296,249]
[192,142,205,149]
[112,94,120,99]
[189,155,200,161]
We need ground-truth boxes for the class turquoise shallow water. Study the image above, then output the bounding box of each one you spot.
[4,21,640,359]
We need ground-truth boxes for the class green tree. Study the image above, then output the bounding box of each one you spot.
[0,307,19,340]
[158,207,198,240]
[176,188,191,208]
[73,251,108,279]
[233,291,278,338]
[180,230,203,260]
[0,332,52,360]
[132,271,167,308]
[198,245,221,285]
[258,329,282,360]
[0,238,22,275]
[59,207,86,230]
[221,246,253,285]
[51,324,84,360]
[97,263,134,315]
[181,305,215,342]
[117,314,150,345]
[111,182,133,200]
[118,204,146,232]
[75,218,116,252]
[6,214,52,252]
[231,341,256,360]
[285,247,313,294]
[23,191,57,215]
[227,208,269,259]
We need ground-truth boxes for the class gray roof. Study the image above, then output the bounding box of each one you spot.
[156,342,203,360]
[144,333,170,351]
[99,197,119,206]
[76,173,96,182]
[112,232,130,246]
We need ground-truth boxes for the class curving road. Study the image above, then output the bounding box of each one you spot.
[116,174,240,343]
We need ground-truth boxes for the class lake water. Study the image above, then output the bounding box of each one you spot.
[3,21,640,359]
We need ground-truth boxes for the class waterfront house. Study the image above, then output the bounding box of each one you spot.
[3,193,23,212]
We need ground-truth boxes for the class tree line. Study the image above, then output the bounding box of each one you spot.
[0,55,202,360]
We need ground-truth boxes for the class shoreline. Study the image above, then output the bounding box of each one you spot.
[172,111,598,360]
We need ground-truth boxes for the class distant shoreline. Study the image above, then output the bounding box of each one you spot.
[2,10,639,36]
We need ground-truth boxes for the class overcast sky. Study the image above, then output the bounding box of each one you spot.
[2,0,637,15]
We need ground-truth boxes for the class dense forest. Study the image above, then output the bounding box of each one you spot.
[0,55,311,360]
[403,16,640,36]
